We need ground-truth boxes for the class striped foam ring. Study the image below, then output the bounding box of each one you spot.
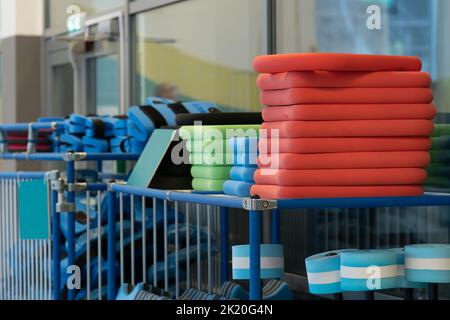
[405,244,450,283]
[232,244,284,280]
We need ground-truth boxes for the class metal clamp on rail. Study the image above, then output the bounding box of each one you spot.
[45,170,61,182]
[56,202,76,213]
[242,198,278,211]
[108,180,127,191]
[67,182,88,192]
[0,130,6,154]
[51,178,65,192]
[51,177,76,213]
[64,152,87,161]
[26,122,37,154]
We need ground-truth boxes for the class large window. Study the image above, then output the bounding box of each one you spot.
[134,0,265,111]
[277,0,450,298]
[277,0,450,115]
[46,0,126,30]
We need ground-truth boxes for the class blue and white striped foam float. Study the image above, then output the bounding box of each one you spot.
[390,248,426,289]
[305,249,426,294]
[305,250,355,294]
[405,244,450,283]
[340,250,400,291]
[232,244,284,280]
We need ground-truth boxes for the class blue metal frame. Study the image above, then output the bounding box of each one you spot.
[66,160,76,300]
[51,190,61,300]
[220,207,229,285]
[277,193,450,210]
[250,210,262,300]
[4,149,450,301]
[106,185,450,301]
[0,172,47,179]
[0,122,65,132]
[107,190,117,300]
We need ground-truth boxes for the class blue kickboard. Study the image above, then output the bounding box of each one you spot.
[127,129,177,188]
[18,180,49,240]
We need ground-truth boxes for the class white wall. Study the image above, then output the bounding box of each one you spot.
[0,0,44,39]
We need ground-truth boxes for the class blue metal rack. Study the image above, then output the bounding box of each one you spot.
[107,184,450,300]
[2,120,450,300]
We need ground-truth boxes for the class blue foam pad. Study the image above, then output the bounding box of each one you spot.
[116,283,163,300]
[82,137,109,153]
[128,107,160,142]
[60,193,107,240]
[107,117,128,137]
[230,166,257,183]
[145,96,174,105]
[223,180,253,197]
[220,280,294,300]
[38,117,65,122]
[68,114,87,134]
[182,101,218,113]
[60,134,83,152]
[85,117,114,138]
[111,136,145,154]
[148,243,212,282]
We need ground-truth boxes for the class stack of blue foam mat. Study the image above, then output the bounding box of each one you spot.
[58,114,121,153]
[53,97,219,154]
[305,246,450,296]
[224,137,258,197]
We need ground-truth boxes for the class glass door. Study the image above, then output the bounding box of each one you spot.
[82,12,128,116]
[46,9,128,117]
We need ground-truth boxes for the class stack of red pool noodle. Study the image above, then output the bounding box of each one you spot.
[251,53,436,199]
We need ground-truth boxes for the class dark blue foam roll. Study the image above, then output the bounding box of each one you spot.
[223,180,253,197]
[230,166,257,183]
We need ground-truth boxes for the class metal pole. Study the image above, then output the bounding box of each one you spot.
[272,210,281,245]
[107,189,117,300]
[51,190,61,300]
[219,207,229,285]
[428,284,439,300]
[249,210,262,300]
[66,159,76,300]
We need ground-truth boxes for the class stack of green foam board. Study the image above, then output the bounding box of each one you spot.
[179,125,260,191]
